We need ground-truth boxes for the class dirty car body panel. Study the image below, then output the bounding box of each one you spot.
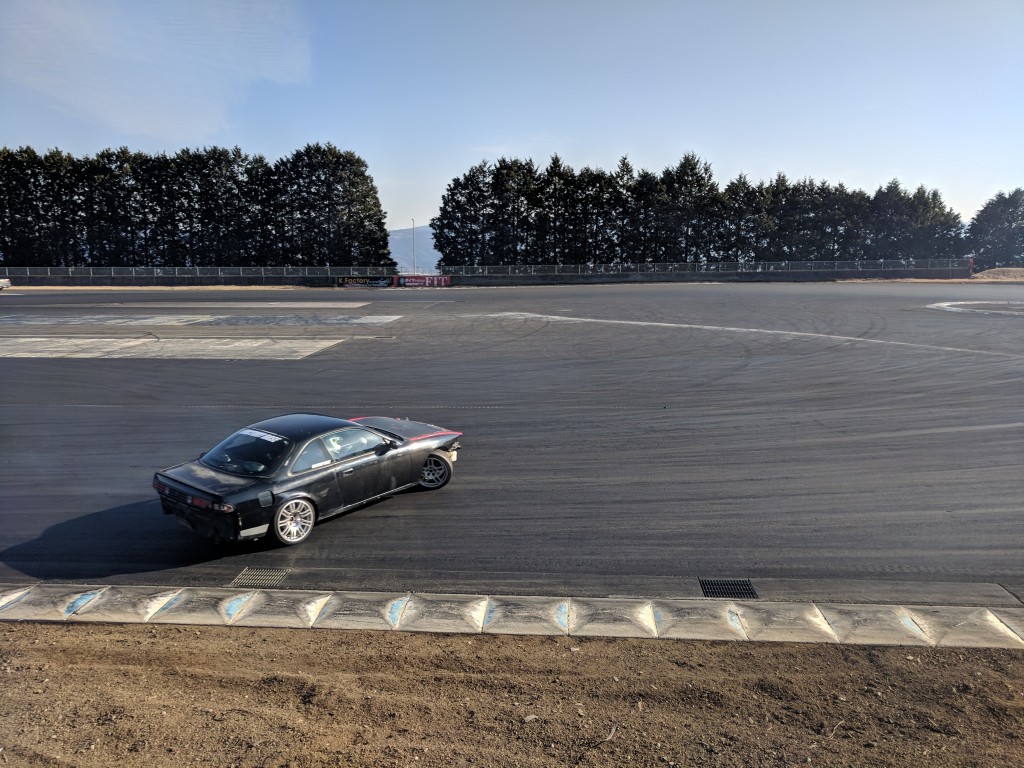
[153,413,462,545]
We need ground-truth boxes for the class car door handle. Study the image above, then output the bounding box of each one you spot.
[342,469,355,476]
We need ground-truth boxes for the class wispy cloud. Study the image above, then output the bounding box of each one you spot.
[468,135,563,161]
[0,0,310,142]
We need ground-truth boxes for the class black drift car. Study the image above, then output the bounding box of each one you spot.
[153,413,462,546]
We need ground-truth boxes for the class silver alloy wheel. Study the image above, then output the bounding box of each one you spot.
[273,499,315,545]
[419,454,452,489]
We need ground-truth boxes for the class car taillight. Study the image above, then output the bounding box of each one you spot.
[152,478,167,493]
[189,497,233,513]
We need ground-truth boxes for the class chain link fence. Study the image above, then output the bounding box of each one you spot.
[0,266,394,278]
[0,265,396,286]
[0,259,972,285]
[439,259,971,276]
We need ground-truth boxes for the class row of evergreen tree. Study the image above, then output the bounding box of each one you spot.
[3,144,1020,272]
[0,143,396,270]
[431,154,1023,271]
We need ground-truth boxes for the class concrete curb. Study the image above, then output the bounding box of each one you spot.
[3,583,1023,648]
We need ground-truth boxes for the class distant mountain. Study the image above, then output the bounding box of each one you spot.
[388,225,440,275]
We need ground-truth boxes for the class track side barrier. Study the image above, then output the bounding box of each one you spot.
[0,260,970,287]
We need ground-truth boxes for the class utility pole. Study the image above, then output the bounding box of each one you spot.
[412,218,417,274]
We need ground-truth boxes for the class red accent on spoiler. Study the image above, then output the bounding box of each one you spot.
[347,418,460,441]
[408,430,463,442]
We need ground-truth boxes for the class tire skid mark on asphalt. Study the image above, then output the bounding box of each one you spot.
[477,312,1024,360]
[789,421,1024,443]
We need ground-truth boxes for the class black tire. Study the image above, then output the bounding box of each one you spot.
[271,498,316,545]
[418,452,453,490]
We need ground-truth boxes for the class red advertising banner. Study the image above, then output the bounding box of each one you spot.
[337,275,452,287]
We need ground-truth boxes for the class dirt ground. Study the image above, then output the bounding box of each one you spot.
[2,622,1022,767]
[844,267,1024,284]
[968,268,1024,281]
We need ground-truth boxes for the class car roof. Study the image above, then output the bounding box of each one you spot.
[245,413,359,442]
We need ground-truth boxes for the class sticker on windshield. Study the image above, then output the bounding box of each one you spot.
[239,428,284,442]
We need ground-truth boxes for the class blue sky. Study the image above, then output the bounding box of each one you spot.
[1,0,1021,230]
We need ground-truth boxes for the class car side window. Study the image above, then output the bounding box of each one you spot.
[292,439,332,473]
[324,428,386,461]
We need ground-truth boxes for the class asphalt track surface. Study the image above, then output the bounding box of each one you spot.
[1,283,1022,604]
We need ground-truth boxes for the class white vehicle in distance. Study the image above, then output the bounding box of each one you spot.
[0,277,11,290]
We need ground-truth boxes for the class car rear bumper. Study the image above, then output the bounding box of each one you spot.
[160,499,239,542]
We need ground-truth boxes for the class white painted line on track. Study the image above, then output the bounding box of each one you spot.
[480,312,1024,359]
[0,314,219,325]
[194,315,403,326]
[0,337,341,359]
[927,301,1024,316]
[0,314,402,326]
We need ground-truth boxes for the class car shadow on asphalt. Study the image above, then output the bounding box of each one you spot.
[0,499,259,582]
[0,495,405,584]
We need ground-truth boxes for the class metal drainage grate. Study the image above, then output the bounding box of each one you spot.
[699,578,758,600]
[229,567,290,588]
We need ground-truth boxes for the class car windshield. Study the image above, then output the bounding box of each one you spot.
[200,428,293,477]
